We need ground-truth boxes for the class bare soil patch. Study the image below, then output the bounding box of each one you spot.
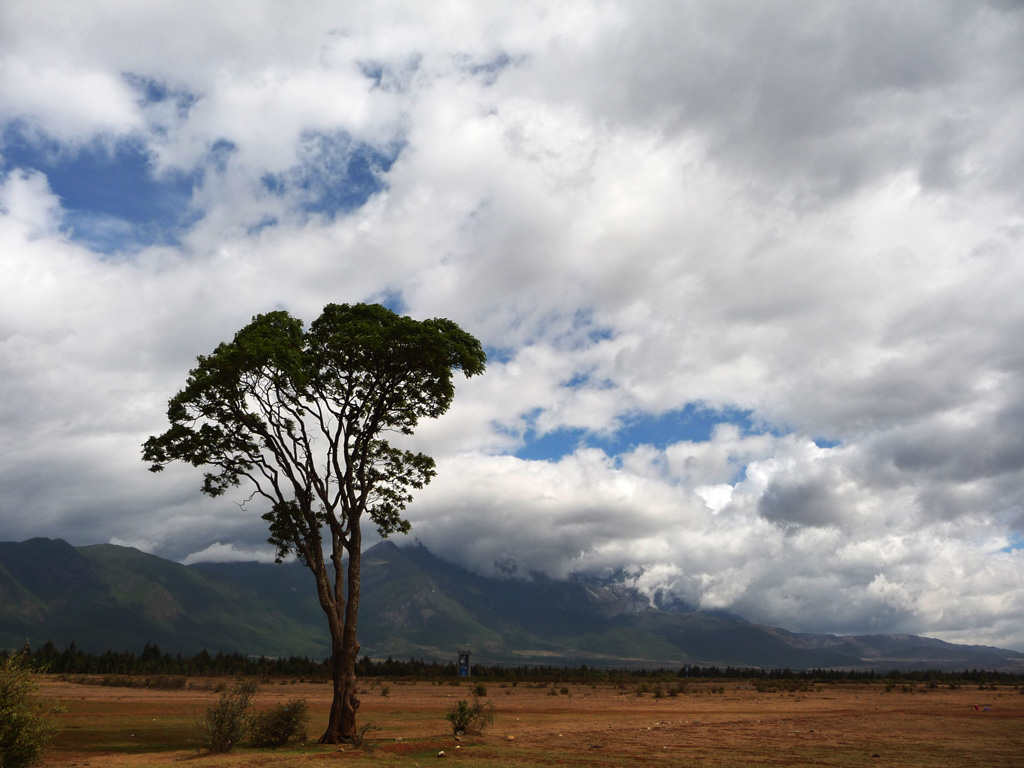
[35,677,1024,767]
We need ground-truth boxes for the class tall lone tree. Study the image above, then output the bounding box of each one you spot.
[143,303,485,743]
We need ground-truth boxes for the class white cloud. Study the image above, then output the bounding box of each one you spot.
[1,0,1023,651]
[0,58,140,141]
[182,542,279,565]
[0,168,62,238]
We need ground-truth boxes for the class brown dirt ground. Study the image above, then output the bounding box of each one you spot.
[34,677,1024,768]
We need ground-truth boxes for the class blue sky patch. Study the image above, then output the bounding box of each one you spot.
[483,345,516,365]
[1,118,401,251]
[517,425,589,461]
[1001,534,1023,553]
[1,122,199,253]
[515,403,768,462]
[372,289,407,315]
[123,74,197,120]
[266,131,401,219]
[611,405,761,451]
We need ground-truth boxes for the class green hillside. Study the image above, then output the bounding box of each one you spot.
[0,538,330,657]
[2,537,1023,671]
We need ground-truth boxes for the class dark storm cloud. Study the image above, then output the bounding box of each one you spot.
[758,477,843,529]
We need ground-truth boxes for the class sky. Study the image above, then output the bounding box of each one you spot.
[2,1,1023,652]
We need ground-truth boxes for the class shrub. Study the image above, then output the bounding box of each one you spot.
[0,654,60,768]
[249,699,309,748]
[445,698,494,735]
[150,675,187,690]
[380,683,391,697]
[194,679,258,754]
[471,683,487,697]
[348,721,379,750]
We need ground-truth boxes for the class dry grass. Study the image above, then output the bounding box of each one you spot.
[33,677,1024,767]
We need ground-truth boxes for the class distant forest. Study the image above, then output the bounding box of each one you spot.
[5,641,1024,685]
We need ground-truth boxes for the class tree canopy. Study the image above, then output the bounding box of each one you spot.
[144,303,485,557]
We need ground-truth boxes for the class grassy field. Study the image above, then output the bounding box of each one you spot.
[33,676,1024,767]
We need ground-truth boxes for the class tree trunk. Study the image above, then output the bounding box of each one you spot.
[318,534,362,744]
[319,632,360,743]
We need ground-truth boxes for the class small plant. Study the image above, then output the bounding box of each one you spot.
[652,684,665,699]
[0,654,61,768]
[472,683,487,697]
[194,679,258,754]
[349,721,378,750]
[380,683,391,697]
[249,699,309,748]
[445,698,494,735]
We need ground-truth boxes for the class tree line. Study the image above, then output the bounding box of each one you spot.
[6,642,1023,685]
[11,641,329,678]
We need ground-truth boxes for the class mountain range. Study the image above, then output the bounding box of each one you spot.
[2,537,1022,671]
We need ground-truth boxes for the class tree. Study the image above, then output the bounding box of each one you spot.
[143,303,485,742]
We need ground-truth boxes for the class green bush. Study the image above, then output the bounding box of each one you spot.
[0,655,60,768]
[249,699,308,748]
[194,679,258,754]
[445,698,494,735]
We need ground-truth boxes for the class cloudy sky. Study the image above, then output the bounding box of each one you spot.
[2,1,1023,651]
